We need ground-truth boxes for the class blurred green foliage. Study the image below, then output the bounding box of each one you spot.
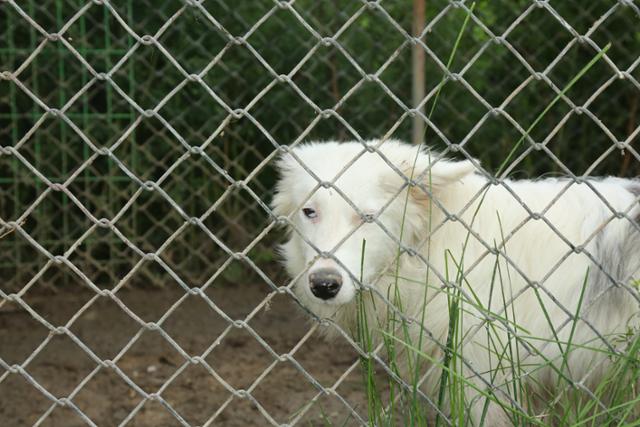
[1,0,639,289]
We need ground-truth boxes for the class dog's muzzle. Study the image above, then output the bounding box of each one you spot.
[309,268,342,300]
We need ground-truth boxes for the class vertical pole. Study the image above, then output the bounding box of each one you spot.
[7,6,21,287]
[80,2,90,282]
[128,0,137,280]
[56,0,70,286]
[412,0,426,145]
[29,2,40,281]
[104,2,115,286]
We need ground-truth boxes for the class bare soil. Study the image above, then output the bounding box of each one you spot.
[0,283,370,426]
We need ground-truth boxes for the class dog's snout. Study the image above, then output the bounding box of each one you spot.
[309,268,343,300]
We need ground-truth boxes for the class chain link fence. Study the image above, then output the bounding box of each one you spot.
[1,0,640,425]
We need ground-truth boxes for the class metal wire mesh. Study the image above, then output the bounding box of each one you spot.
[2,0,640,425]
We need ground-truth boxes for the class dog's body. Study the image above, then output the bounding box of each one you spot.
[272,140,640,425]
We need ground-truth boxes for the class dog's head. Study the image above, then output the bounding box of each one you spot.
[271,140,475,314]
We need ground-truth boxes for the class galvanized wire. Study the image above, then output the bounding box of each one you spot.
[2,0,640,425]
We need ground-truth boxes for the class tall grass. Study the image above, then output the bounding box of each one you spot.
[347,6,640,426]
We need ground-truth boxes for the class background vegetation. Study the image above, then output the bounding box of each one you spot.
[1,0,639,291]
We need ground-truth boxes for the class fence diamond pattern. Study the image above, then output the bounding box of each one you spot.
[2,0,640,425]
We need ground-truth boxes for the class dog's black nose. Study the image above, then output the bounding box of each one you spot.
[309,268,343,300]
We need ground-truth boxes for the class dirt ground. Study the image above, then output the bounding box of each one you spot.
[0,282,371,426]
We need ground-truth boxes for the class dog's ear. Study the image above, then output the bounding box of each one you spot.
[423,158,476,186]
[400,157,476,202]
[271,153,297,217]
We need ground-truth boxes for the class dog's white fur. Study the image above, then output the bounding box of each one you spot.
[272,139,640,425]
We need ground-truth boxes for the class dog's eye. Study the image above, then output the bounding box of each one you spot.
[302,208,317,219]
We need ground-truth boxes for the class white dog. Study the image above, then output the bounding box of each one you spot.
[272,139,640,425]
